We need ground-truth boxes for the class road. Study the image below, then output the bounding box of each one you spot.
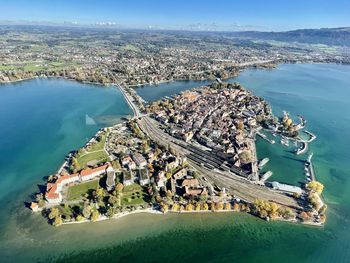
[114,82,141,118]
[138,116,300,209]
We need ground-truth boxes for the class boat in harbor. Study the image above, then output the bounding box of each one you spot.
[258,158,270,169]
[280,137,289,146]
[260,171,273,181]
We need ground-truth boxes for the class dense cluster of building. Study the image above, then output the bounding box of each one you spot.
[105,122,211,200]
[150,82,271,169]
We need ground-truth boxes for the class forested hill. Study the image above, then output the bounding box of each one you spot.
[230,27,350,47]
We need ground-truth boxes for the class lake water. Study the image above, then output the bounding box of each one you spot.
[1,64,350,262]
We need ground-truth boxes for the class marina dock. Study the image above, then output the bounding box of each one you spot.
[305,153,316,182]
[257,131,275,144]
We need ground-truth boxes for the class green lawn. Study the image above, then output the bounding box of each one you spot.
[77,151,109,168]
[121,184,148,206]
[88,135,106,152]
[67,179,99,201]
[76,134,109,167]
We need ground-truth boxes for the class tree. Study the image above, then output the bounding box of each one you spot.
[94,188,105,202]
[71,157,81,173]
[76,215,85,222]
[202,203,209,210]
[108,195,118,206]
[116,183,124,192]
[224,203,231,210]
[165,172,172,180]
[48,207,60,220]
[307,181,324,195]
[172,203,179,212]
[106,206,117,218]
[112,160,121,170]
[82,205,92,219]
[91,210,100,222]
[161,203,168,213]
[319,204,327,215]
[185,203,193,211]
[308,193,322,210]
[53,216,63,227]
[195,203,201,211]
[278,207,295,220]
[320,214,326,223]
[216,202,224,211]
[299,211,311,222]
[239,151,251,163]
[233,203,240,211]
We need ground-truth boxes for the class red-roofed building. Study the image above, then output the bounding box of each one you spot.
[45,163,112,203]
[80,164,109,182]
[30,202,39,212]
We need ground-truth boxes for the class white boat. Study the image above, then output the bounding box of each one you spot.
[280,137,289,146]
[258,158,270,169]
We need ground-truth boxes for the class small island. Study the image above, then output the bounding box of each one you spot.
[29,81,326,227]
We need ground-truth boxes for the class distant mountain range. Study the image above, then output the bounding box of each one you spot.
[229,27,350,47]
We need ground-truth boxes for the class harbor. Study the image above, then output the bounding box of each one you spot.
[257,131,276,144]
[305,153,316,182]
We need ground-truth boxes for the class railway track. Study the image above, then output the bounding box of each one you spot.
[138,116,300,208]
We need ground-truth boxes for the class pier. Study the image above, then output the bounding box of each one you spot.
[296,141,308,155]
[304,130,317,143]
[305,153,316,182]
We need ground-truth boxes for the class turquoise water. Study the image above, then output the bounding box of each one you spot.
[0,79,132,201]
[1,64,350,262]
[136,80,209,102]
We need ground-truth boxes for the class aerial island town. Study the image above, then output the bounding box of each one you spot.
[29,79,326,227]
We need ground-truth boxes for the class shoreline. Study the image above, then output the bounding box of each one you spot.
[58,206,323,228]
[24,63,326,227]
[1,61,348,86]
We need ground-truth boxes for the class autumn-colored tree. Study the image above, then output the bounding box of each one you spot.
[224,203,231,210]
[172,203,179,212]
[277,207,295,220]
[53,216,63,227]
[91,210,100,222]
[82,205,92,219]
[216,202,224,211]
[76,215,85,221]
[116,183,124,192]
[233,203,240,211]
[318,204,327,215]
[185,203,193,211]
[239,151,251,163]
[161,203,168,213]
[306,181,324,195]
[299,211,311,222]
[202,203,209,210]
[48,207,60,220]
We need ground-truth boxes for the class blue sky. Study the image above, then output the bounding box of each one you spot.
[0,0,349,31]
